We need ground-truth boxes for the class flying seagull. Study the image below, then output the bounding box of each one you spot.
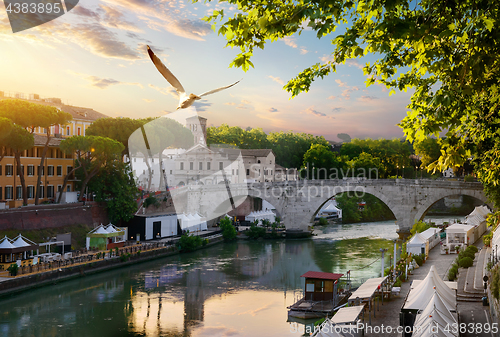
[147,45,241,110]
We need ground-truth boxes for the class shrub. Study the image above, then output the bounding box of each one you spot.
[394,278,402,287]
[492,268,500,299]
[178,232,203,252]
[483,233,493,246]
[459,250,475,260]
[7,263,18,276]
[466,245,478,254]
[318,217,328,226]
[464,175,475,182]
[219,217,237,241]
[202,238,209,246]
[459,257,473,268]
[246,225,266,239]
[143,195,159,208]
[414,255,423,267]
[448,265,459,281]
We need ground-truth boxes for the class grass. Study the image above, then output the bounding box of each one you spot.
[0,224,93,250]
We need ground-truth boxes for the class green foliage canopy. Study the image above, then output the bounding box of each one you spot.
[200,0,500,193]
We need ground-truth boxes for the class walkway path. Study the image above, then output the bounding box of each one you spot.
[363,238,494,337]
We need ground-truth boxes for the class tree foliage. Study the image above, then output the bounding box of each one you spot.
[200,0,500,200]
[86,161,138,224]
[414,138,441,169]
[302,143,345,179]
[219,216,237,241]
[60,136,124,201]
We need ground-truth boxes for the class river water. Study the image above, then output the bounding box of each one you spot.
[0,218,460,337]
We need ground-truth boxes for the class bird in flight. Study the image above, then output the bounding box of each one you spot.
[147,45,241,110]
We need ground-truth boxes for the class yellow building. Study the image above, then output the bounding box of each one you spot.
[0,93,108,207]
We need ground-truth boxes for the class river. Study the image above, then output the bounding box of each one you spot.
[0,217,462,337]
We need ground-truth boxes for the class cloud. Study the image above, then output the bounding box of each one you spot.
[327,95,337,100]
[73,6,100,19]
[148,84,178,98]
[268,107,278,113]
[268,76,284,86]
[241,99,251,105]
[283,36,297,48]
[300,48,309,55]
[335,79,348,87]
[98,5,142,32]
[331,107,344,112]
[303,107,335,119]
[88,76,143,89]
[345,59,364,70]
[319,55,364,69]
[358,95,379,102]
[193,100,212,112]
[143,98,154,103]
[224,102,236,106]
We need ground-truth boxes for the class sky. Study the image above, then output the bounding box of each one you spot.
[0,0,414,142]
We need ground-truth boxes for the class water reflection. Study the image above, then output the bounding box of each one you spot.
[1,221,399,337]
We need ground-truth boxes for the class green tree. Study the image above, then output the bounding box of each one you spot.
[302,143,345,179]
[414,138,441,169]
[0,99,72,204]
[200,0,500,198]
[0,117,14,161]
[348,152,385,179]
[219,217,237,241]
[6,125,34,205]
[59,136,124,201]
[86,161,138,224]
[86,117,155,158]
[335,192,361,223]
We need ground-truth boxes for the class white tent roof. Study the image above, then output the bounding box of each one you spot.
[465,214,485,227]
[105,225,118,233]
[412,291,457,337]
[92,225,109,234]
[0,236,15,249]
[446,224,474,233]
[420,228,440,241]
[404,266,456,311]
[312,317,343,337]
[12,236,31,247]
[331,305,364,324]
[408,233,427,246]
[349,277,387,300]
[467,205,490,219]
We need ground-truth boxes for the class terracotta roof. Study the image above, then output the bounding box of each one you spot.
[34,134,64,147]
[301,271,344,280]
[240,149,273,158]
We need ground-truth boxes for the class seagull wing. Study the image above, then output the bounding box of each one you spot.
[147,45,185,94]
[199,79,241,97]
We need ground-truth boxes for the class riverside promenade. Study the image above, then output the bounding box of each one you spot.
[363,240,490,337]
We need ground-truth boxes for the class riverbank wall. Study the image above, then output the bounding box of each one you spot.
[0,235,224,299]
[0,202,108,231]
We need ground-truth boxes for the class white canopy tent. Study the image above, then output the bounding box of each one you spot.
[445,224,475,249]
[245,210,276,224]
[411,290,458,337]
[407,233,429,256]
[420,228,441,249]
[403,266,456,312]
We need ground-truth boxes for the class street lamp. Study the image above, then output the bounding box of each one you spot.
[402,166,405,179]
[380,248,388,277]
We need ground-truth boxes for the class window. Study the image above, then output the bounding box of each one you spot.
[27,165,34,176]
[232,169,234,175]
[38,185,44,199]
[199,162,203,170]
[0,187,2,199]
[5,165,13,176]
[57,165,62,176]
[5,186,13,200]
[0,164,2,175]
[207,162,211,170]
[219,162,223,170]
[47,185,54,198]
[170,170,172,174]
[66,126,70,136]
[16,186,22,200]
[77,127,81,136]
[57,185,62,192]
[38,166,44,176]
[47,165,54,176]
[180,162,184,170]
[190,162,193,170]
[27,186,34,199]
[66,185,71,192]
[246,169,250,176]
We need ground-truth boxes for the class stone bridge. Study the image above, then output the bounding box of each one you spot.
[171,179,490,235]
